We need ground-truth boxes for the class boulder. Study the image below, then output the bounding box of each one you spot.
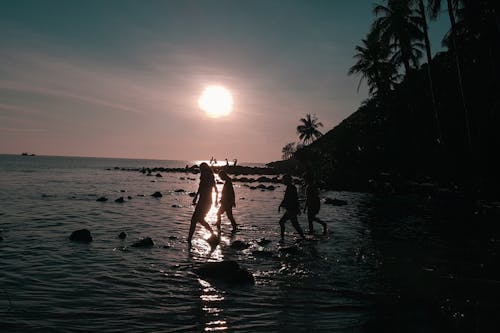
[69,229,93,243]
[155,173,162,177]
[324,198,348,206]
[188,192,197,197]
[131,237,154,248]
[115,197,125,203]
[118,232,127,240]
[96,196,108,202]
[195,260,254,285]
[168,235,178,240]
[151,191,163,198]
[230,240,250,250]
[171,204,182,208]
[266,185,276,191]
[174,189,185,193]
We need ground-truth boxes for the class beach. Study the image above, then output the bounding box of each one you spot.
[1,154,498,332]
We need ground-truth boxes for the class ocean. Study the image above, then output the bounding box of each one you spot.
[0,154,496,332]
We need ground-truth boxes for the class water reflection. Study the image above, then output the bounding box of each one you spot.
[198,278,228,332]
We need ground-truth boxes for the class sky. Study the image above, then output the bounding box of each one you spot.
[0,0,450,162]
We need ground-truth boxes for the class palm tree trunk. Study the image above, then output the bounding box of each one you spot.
[418,0,443,145]
[447,0,473,151]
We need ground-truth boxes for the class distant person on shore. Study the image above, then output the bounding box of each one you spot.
[216,170,238,233]
[278,174,305,241]
[187,162,218,246]
[303,172,327,235]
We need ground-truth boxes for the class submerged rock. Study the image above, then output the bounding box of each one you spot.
[171,204,182,208]
[174,189,185,193]
[96,196,108,202]
[118,232,127,239]
[324,198,348,206]
[70,229,93,243]
[195,260,254,285]
[131,237,154,248]
[151,191,163,198]
[188,192,196,197]
[115,196,125,203]
[230,240,250,250]
[155,173,162,177]
[256,238,272,246]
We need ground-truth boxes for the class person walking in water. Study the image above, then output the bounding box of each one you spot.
[216,170,237,233]
[278,174,305,241]
[303,172,327,235]
[187,162,218,245]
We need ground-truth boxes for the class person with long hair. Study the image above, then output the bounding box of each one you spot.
[187,162,218,245]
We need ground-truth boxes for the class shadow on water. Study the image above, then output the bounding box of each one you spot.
[361,193,500,332]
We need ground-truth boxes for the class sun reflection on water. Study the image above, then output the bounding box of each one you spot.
[199,278,227,332]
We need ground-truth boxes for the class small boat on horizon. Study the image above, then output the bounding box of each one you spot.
[21,152,36,156]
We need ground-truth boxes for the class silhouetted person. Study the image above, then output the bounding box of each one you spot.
[233,159,237,166]
[225,158,229,167]
[278,174,305,241]
[216,170,237,233]
[303,172,327,235]
[187,162,218,245]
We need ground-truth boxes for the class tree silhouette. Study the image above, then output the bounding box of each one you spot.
[281,142,296,160]
[297,114,324,145]
[373,0,424,75]
[349,29,397,97]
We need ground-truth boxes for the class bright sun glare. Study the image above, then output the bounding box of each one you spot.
[198,86,234,118]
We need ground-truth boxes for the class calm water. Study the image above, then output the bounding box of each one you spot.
[1,155,498,332]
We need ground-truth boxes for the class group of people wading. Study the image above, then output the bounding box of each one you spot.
[187,162,327,247]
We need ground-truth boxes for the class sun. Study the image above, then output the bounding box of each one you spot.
[198,85,234,118]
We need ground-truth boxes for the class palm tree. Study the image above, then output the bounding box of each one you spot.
[428,0,472,151]
[297,114,324,145]
[373,0,424,75]
[414,0,443,145]
[348,29,397,97]
[281,142,296,160]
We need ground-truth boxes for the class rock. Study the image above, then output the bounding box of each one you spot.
[151,191,163,198]
[324,198,348,206]
[256,184,266,189]
[0,236,3,241]
[155,173,162,177]
[127,196,132,200]
[115,196,125,203]
[163,244,171,249]
[131,237,154,248]
[96,196,108,202]
[188,192,196,197]
[137,194,145,197]
[174,189,185,193]
[69,229,93,243]
[250,186,257,190]
[168,235,178,240]
[256,238,272,246]
[230,240,250,250]
[120,190,126,192]
[180,177,186,180]
[266,185,276,191]
[118,232,127,239]
[171,204,182,208]
[195,260,254,285]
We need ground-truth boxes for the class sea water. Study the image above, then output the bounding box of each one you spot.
[1,154,494,332]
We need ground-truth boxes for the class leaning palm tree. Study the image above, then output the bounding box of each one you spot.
[297,114,324,145]
[414,0,444,145]
[348,29,397,97]
[428,0,472,150]
[373,0,425,75]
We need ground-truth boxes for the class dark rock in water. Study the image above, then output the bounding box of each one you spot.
[249,186,257,190]
[0,236,3,241]
[115,196,125,203]
[163,244,171,249]
[266,185,276,191]
[155,173,162,177]
[131,237,154,248]
[120,189,126,192]
[195,260,254,285]
[127,196,132,200]
[171,204,182,208]
[256,184,266,189]
[230,240,250,250]
[174,189,185,193]
[180,177,186,180]
[151,191,163,198]
[324,198,348,206]
[137,194,145,197]
[118,232,127,239]
[168,235,178,240]
[70,229,93,243]
[256,238,272,246]
[96,196,108,202]
[188,192,196,197]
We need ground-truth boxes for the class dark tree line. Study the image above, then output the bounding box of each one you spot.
[290,0,500,196]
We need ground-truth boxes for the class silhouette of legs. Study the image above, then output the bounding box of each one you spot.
[226,207,237,231]
[279,212,305,240]
[188,211,215,245]
[307,212,327,235]
[216,206,237,234]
